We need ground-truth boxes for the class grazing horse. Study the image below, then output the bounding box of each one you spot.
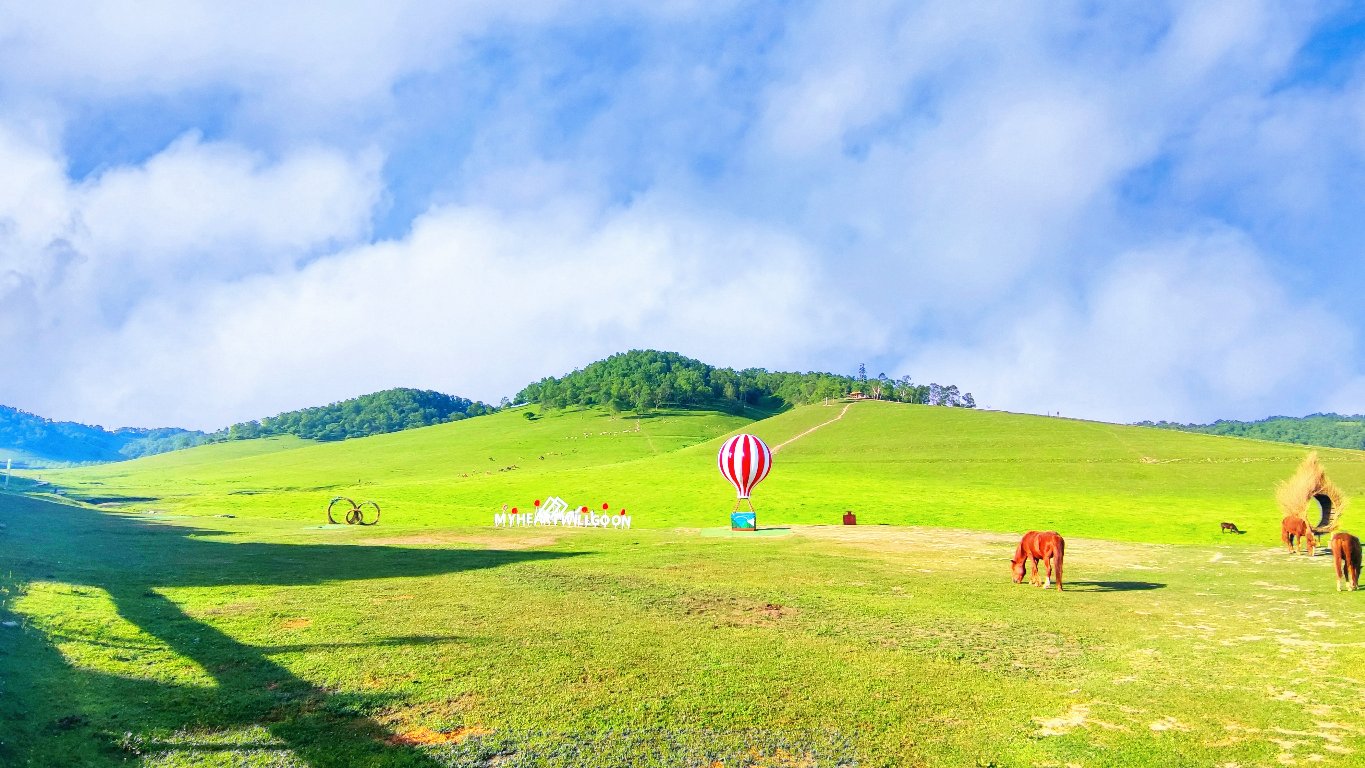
[1282,516,1317,555]
[1331,532,1362,592]
[1011,531,1065,591]
[1220,522,1243,534]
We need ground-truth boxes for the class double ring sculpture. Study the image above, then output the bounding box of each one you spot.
[327,496,381,526]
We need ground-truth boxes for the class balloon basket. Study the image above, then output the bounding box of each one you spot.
[730,512,757,531]
[730,499,757,531]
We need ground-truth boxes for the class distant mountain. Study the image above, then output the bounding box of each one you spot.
[1135,413,1365,450]
[2,388,495,467]
[0,405,211,467]
[224,388,493,442]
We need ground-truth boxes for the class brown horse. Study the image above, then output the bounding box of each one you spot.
[1332,532,1362,592]
[1282,516,1317,555]
[1011,531,1065,591]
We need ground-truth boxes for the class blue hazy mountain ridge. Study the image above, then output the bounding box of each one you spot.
[0,388,492,466]
[0,404,208,466]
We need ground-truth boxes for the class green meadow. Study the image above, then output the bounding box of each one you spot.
[37,401,1365,542]
[6,401,1365,766]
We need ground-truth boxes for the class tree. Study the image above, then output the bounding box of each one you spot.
[928,383,943,406]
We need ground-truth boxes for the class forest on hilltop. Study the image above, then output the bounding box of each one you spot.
[1136,413,1365,450]
[225,388,492,441]
[514,350,975,413]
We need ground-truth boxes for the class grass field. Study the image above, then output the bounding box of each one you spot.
[37,402,1365,543]
[6,402,1365,766]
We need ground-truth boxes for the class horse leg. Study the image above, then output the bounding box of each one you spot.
[1042,555,1052,590]
[1030,557,1041,587]
[1336,552,1345,592]
[1054,540,1064,591]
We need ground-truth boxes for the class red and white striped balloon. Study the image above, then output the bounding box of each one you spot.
[717,434,772,500]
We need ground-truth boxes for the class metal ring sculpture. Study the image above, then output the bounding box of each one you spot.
[327,496,380,526]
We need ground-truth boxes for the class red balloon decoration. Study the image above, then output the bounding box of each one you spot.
[717,433,773,500]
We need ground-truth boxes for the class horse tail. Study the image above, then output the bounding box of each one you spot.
[1054,536,1065,591]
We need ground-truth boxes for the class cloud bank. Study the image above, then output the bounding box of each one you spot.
[1,2,1362,428]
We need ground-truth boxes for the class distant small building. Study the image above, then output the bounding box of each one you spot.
[848,391,868,400]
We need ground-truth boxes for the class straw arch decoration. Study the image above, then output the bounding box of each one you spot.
[327,496,381,526]
[1276,452,1347,533]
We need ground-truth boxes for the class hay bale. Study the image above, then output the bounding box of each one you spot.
[1275,451,1347,532]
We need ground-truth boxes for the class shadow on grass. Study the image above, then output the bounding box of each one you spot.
[1066,581,1166,592]
[0,492,585,766]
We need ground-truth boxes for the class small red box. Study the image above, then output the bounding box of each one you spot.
[842,511,856,525]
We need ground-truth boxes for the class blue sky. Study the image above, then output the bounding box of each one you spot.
[1,1,1363,429]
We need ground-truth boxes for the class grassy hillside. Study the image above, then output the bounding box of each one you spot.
[45,406,754,520]
[42,401,1365,544]
[12,402,1365,765]
[5,492,1365,767]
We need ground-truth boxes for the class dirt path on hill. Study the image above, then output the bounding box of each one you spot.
[772,402,853,454]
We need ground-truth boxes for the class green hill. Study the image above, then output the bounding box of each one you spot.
[515,348,970,410]
[1138,412,1365,450]
[224,387,493,441]
[15,401,1365,766]
[42,401,1365,544]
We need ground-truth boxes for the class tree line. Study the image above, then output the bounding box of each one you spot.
[225,388,492,442]
[513,350,975,413]
[1135,413,1365,450]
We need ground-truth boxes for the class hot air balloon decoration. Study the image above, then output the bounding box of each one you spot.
[718,433,772,531]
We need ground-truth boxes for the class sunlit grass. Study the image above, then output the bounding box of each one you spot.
[8,403,1365,765]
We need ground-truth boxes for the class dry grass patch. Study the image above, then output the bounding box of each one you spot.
[680,595,795,627]
[383,725,491,746]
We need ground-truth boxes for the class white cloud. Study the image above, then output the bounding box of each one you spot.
[76,134,381,272]
[0,2,562,112]
[3,2,1364,428]
[35,198,871,429]
[902,232,1352,422]
[0,124,383,424]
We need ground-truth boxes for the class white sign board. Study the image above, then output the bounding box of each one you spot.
[494,496,632,529]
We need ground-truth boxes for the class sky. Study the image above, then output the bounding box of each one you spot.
[2,1,1364,430]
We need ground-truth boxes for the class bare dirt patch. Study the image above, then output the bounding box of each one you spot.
[200,600,257,617]
[375,696,486,746]
[1034,702,1124,737]
[680,595,795,627]
[1150,716,1190,732]
[383,725,490,746]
